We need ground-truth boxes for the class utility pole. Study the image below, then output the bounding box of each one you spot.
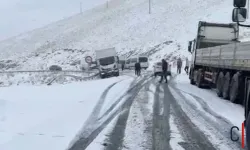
[80,2,82,14]
[149,0,151,14]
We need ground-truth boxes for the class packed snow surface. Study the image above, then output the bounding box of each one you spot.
[0,76,131,150]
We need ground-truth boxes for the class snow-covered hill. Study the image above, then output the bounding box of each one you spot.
[0,0,108,40]
[0,0,247,71]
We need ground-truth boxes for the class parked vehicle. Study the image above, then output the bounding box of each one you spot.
[118,55,126,69]
[127,55,149,70]
[128,56,137,69]
[153,61,172,77]
[153,62,162,77]
[125,58,130,69]
[187,21,250,118]
[138,55,149,69]
[95,47,119,78]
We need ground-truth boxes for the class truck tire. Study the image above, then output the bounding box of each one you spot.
[216,72,224,97]
[229,73,239,103]
[222,72,231,99]
[190,78,195,85]
[189,69,195,85]
[196,70,202,88]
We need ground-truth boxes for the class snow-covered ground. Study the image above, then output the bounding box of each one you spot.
[0,0,243,72]
[0,75,133,150]
[0,71,98,86]
[172,73,244,130]
[169,71,245,149]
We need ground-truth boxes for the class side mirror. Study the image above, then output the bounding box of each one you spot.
[188,41,192,53]
[234,0,246,7]
[232,8,247,22]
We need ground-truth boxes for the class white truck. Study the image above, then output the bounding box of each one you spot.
[118,55,126,69]
[95,47,119,78]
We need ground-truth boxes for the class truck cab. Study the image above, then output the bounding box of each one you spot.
[96,48,119,78]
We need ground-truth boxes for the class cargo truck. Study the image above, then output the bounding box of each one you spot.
[188,21,250,113]
[95,47,119,78]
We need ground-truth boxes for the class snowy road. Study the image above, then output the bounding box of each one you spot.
[0,70,244,150]
[81,72,244,150]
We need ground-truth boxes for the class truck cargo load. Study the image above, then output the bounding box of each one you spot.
[188,21,250,121]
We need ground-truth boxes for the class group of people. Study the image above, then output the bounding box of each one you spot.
[159,57,190,83]
[121,57,190,81]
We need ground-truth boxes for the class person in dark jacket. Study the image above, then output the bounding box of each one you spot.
[121,63,125,71]
[135,62,141,76]
[159,59,168,83]
[177,57,182,74]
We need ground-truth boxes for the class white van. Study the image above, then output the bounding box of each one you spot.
[125,58,130,69]
[138,55,149,69]
[128,56,137,69]
[127,55,149,69]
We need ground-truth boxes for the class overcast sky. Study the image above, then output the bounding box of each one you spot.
[0,0,106,41]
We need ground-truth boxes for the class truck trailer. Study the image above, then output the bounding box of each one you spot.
[188,21,250,120]
[95,47,119,78]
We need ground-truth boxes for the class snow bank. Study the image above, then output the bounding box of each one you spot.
[0,71,97,86]
[0,77,123,150]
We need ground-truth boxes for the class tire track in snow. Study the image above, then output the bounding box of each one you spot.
[68,75,151,150]
[98,75,150,120]
[103,76,151,150]
[174,87,243,149]
[152,81,171,150]
[169,84,241,150]
[90,80,124,121]
[67,79,124,150]
[166,84,217,150]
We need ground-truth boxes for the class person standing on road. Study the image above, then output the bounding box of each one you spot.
[159,59,168,83]
[184,57,189,74]
[177,57,182,74]
[135,61,141,76]
[121,63,125,71]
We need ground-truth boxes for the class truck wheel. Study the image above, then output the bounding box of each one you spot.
[216,72,224,97]
[222,72,231,99]
[229,73,239,103]
[189,69,195,85]
[190,79,195,85]
[196,70,202,88]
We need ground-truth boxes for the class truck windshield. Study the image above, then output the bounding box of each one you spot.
[131,58,137,63]
[139,57,148,62]
[99,56,115,66]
